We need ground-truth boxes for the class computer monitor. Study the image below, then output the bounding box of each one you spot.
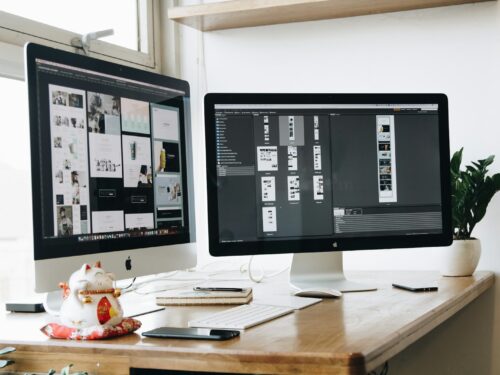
[25,43,196,298]
[204,94,452,293]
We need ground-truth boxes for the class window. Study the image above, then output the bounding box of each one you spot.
[0,2,164,304]
[0,76,31,241]
[2,1,141,52]
[0,0,159,70]
[0,75,36,304]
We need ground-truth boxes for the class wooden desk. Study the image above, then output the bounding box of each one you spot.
[0,271,494,375]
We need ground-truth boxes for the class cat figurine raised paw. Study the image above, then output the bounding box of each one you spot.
[59,261,123,329]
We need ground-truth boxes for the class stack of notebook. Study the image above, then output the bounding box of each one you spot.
[156,287,253,306]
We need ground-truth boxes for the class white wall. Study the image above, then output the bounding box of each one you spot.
[178,2,500,373]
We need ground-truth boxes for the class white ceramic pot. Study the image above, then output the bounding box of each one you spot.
[440,239,481,277]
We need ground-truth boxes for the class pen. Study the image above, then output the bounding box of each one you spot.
[193,287,244,292]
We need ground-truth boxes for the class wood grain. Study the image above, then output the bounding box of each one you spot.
[167,0,493,31]
[0,271,494,375]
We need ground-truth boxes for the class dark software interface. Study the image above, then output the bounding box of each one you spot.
[35,59,187,244]
[214,104,443,243]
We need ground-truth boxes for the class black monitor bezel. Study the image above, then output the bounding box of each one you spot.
[26,43,191,260]
[205,93,452,256]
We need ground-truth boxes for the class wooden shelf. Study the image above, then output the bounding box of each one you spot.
[168,0,492,31]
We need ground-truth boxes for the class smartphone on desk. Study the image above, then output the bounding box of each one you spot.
[142,327,240,341]
[392,282,438,292]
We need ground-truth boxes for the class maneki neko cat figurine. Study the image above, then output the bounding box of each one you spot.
[58,261,123,329]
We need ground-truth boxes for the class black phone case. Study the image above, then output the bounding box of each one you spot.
[142,328,239,340]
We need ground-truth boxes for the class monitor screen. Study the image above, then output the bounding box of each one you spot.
[205,94,452,256]
[27,44,192,260]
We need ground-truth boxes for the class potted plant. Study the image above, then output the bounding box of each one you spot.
[441,148,500,276]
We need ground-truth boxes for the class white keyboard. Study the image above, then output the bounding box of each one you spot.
[188,304,294,330]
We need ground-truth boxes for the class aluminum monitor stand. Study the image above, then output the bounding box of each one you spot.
[289,251,377,294]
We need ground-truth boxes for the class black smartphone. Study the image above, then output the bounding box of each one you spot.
[392,282,438,292]
[142,327,240,341]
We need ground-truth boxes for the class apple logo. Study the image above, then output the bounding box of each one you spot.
[332,242,338,248]
[125,256,132,271]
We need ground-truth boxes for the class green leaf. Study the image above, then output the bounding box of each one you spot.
[471,161,481,169]
[492,173,500,191]
[482,155,495,167]
[61,364,73,375]
[0,359,14,368]
[0,347,15,355]
[474,178,496,222]
[450,148,463,175]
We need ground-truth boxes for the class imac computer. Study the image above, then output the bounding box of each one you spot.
[25,43,196,303]
[204,94,452,293]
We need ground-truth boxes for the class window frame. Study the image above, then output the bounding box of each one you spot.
[0,0,161,72]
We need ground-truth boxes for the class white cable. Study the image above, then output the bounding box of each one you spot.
[199,259,237,271]
[120,270,181,294]
[243,256,290,283]
[246,256,265,283]
[128,267,247,295]
[261,266,290,279]
[125,255,291,294]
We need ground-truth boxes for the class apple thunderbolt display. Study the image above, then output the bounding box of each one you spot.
[204,94,452,292]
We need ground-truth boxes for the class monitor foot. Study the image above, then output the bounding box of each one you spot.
[289,251,377,293]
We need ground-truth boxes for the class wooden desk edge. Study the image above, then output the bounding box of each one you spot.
[0,272,494,375]
[364,271,495,372]
[2,343,365,375]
